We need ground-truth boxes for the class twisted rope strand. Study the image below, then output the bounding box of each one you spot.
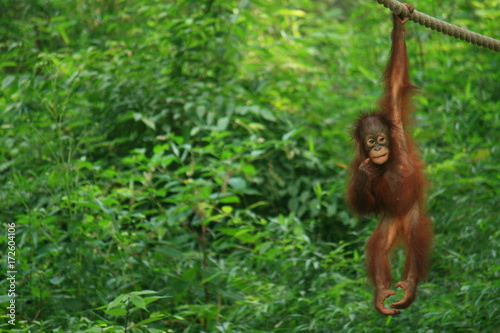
[376,0,500,52]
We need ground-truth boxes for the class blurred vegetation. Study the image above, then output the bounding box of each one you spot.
[0,0,498,332]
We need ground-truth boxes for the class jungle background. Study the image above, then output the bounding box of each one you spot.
[0,0,499,332]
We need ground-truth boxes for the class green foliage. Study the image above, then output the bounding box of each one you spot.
[0,0,498,332]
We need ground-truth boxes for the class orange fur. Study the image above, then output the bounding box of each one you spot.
[347,13,433,315]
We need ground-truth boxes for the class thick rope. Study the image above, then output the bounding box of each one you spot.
[376,0,500,52]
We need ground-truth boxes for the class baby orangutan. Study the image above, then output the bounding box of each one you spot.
[347,5,433,315]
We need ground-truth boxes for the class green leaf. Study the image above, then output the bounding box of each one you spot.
[49,276,65,285]
[313,182,322,199]
[203,213,226,225]
[228,177,247,190]
[2,75,15,89]
[200,271,224,284]
[133,113,156,130]
[241,164,256,176]
[219,195,241,203]
[278,9,306,17]
[107,294,127,310]
[221,205,233,213]
[130,294,147,311]
[105,307,127,316]
[131,290,158,296]
[144,296,169,305]
[133,313,167,327]
[156,247,183,259]
[216,116,230,131]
